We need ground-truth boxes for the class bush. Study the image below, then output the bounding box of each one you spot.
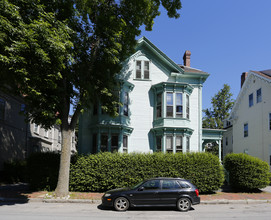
[224,153,270,190]
[26,152,60,191]
[2,160,27,183]
[70,152,224,193]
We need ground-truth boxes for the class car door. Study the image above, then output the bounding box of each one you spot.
[157,180,181,205]
[130,180,161,206]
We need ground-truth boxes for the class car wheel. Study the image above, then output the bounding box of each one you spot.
[177,197,191,212]
[114,197,129,211]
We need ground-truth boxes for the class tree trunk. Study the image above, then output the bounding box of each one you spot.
[55,126,72,198]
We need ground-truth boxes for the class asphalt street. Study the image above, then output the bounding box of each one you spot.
[1,202,271,220]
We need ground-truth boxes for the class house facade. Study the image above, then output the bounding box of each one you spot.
[78,37,224,158]
[223,70,271,164]
[0,91,76,170]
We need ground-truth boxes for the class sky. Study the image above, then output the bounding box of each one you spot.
[138,0,271,110]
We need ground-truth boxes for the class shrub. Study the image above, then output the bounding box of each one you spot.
[26,152,60,191]
[224,153,270,190]
[2,160,27,183]
[70,152,224,193]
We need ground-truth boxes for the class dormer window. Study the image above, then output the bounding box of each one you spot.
[135,60,149,80]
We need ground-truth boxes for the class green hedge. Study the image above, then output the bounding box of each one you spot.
[70,152,224,193]
[224,153,270,190]
[1,160,27,183]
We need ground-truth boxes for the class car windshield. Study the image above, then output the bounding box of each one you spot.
[130,181,144,190]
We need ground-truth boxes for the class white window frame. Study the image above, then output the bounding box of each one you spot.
[166,135,173,153]
[135,60,150,80]
[176,136,183,153]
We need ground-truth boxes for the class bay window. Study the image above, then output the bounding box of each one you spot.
[176,93,183,118]
[176,136,183,153]
[166,136,173,153]
[156,93,162,118]
[166,92,173,117]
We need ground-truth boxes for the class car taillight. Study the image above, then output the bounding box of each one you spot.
[195,189,199,197]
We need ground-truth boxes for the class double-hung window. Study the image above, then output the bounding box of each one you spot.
[166,92,173,117]
[257,88,262,103]
[176,93,183,118]
[176,136,183,153]
[111,134,118,153]
[101,134,108,152]
[123,135,128,153]
[123,92,129,116]
[249,93,253,107]
[186,137,190,152]
[166,136,173,153]
[156,136,162,152]
[186,95,190,119]
[0,98,5,120]
[244,123,248,137]
[156,93,162,118]
[136,61,150,79]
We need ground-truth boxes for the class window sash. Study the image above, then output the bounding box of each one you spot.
[166,136,173,152]
[136,61,141,78]
[166,93,173,117]
[257,88,262,103]
[244,124,248,137]
[111,134,118,153]
[176,93,183,118]
[249,93,253,107]
[123,92,129,116]
[123,135,128,153]
[144,61,149,79]
[186,137,190,152]
[176,136,183,152]
[156,136,162,152]
[156,93,162,118]
[101,134,108,152]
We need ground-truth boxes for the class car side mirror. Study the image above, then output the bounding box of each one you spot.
[138,187,144,191]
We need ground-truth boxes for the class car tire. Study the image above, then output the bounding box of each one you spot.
[177,197,191,212]
[114,197,129,211]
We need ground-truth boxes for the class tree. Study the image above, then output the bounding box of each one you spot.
[203,84,234,129]
[0,0,182,197]
[202,84,234,156]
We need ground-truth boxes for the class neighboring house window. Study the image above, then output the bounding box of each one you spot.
[123,92,129,116]
[20,104,26,113]
[166,92,173,117]
[123,135,128,153]
[269,113,271,131]
[225,137,228,146]
[176,136,183,153]
[156,93,162,118]
[249,93,253,107]
[186,137,190,152]
[135,60,150,79]
[44,130,49,138]
[0,98,5,120]
[176,93,183,118]
[244,123,248,137]
[166,136,173,153]
[186,94,190,119]
[101,134,108,152]
[34,124,39,134]
[111,134,118,153]
[256,88,262,103]
[156,136,162,152]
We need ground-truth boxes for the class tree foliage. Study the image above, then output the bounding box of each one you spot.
[0,0,182,197]
[203,84,234,129]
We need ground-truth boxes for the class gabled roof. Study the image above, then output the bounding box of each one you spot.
[227,69,271,121]
[136,37,184,73]
[136,37,209,81]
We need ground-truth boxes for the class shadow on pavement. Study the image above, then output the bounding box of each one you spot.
[0,183,30,206]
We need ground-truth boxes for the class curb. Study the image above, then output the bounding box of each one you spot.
[1,197,271,205]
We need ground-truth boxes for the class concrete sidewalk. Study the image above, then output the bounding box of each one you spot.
[1,183,271,205]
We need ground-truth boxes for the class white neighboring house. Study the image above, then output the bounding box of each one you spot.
[223,70,271,164]
[79,37,224,159]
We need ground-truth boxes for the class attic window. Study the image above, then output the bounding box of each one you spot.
[135,60,149,80]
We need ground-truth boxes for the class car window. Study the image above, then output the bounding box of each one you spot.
[141,180,160,190]
[162,180,181,190]
[178,181,191,188]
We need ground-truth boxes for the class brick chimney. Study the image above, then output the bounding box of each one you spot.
[183,50,191,67]
[241,72,248,88]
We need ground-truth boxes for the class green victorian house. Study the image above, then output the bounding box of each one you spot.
[78,37,224,160]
